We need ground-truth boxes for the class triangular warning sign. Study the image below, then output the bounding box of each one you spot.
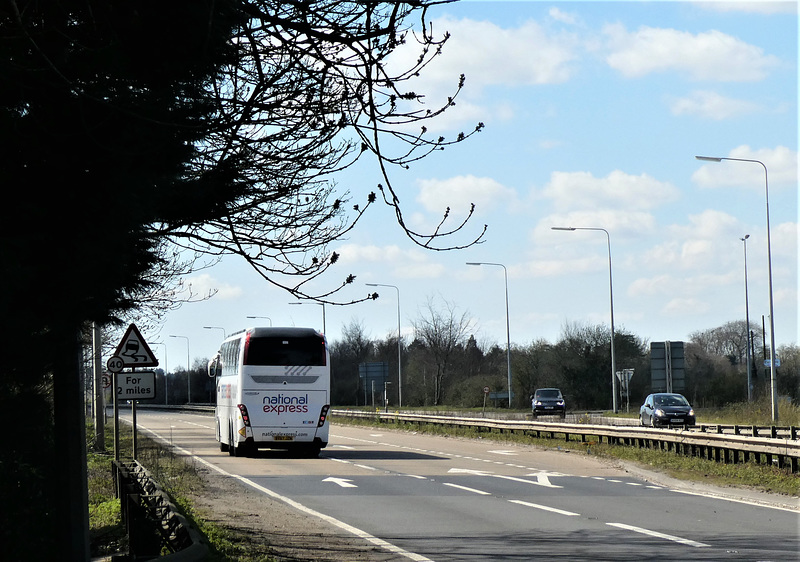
[114,324,159,367]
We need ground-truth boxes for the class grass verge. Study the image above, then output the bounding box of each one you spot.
[87,423,278,561]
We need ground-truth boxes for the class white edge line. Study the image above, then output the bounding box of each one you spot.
[669,489,800,513]
[139,426,434,562]
[443,483,491,495]
[508,499,580,516]
[607,522,710,548]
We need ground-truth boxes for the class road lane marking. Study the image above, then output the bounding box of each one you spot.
[443,483,491,495]
[509,500,579,517]
[323,477,357,488]
[138,426,434,562]
[669,489,800,512]
[487,450,518,456]
[448,467,563,488]
[606,522,710,548]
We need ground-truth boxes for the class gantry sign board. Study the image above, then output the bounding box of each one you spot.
[107,323,158,400]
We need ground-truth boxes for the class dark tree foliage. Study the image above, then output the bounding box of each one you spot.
[1,1,483,557]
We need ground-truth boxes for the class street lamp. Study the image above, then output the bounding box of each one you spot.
[466,262,513,408]
[247,316,273,326]
[289,302,326,334]
[169,335,190,403]
[366,283,403,407]
[696,155,778,421]
[741,235,753,402]
[551,226,618,413]
[203,326,226,339]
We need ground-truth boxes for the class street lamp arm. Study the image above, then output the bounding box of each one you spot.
[466,262,512,408]
[551,226,618,412]
[694,154,777,421]
[365,283,403,407]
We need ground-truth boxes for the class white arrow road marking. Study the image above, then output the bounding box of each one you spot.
[323,477,358,488]
[523,471,565,488]
[447,468,562,488]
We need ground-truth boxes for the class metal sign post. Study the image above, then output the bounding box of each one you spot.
[108,324,158,460]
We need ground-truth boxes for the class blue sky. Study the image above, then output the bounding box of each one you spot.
[152,1,797,371]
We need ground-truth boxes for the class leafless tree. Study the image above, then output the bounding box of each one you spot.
[412,295,473,405]
[156,1,486,305]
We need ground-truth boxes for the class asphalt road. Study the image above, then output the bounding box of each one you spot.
[128,410,799,561]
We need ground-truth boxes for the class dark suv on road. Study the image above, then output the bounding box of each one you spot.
[532,388,566,419]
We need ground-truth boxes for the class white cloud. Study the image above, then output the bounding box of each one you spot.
[423,16,579,88]
[539,210,657,240]
[661,209,742,269]
[334,244,446,279]
[698,2,798,15]
[385,16,579,130]
[662,297,711,317]
[692,145,798,188]
[186,274,242,300]
[416,174,517,215]
[540,170,680,212]
[603,23,780,81]
[548,7,579,25]
[668,90,760,119]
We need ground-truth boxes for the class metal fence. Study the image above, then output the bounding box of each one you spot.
[112,459,208,560]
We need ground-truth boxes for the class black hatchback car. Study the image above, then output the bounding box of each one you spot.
[532,388,566,419]
[639,393,696,427]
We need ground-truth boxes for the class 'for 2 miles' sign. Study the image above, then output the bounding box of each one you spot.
[117,371,156,400]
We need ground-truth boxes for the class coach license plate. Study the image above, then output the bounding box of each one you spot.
[274,435,294,441]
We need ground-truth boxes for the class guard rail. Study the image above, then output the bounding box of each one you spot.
[330,409,800,473]
[128,404,800,473]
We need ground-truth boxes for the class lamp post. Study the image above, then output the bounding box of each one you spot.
[551,226,618,413]
[466,262,513,408]
[696,155,778,421]
[246,316,273,326]
[289,302,326,334]
[741,234,753,402]
[366,283,403,407]
[169,335,190,403]
[203,326,226,339]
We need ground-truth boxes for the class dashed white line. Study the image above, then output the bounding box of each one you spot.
[138,426,434,561]
[509,500,580,517]
[607,522,710,548]
[443,483,491,495]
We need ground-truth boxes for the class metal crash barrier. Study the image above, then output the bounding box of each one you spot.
[331,409,800,474]
[112,460,208,561]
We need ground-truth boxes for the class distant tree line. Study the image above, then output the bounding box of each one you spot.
[115,303,797,413]
[327,297,798,411]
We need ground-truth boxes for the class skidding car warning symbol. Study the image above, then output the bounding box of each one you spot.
[113,324,159,367]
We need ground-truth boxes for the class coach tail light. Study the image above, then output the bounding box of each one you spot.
[237,404,252,428]
[317,405,330,427]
